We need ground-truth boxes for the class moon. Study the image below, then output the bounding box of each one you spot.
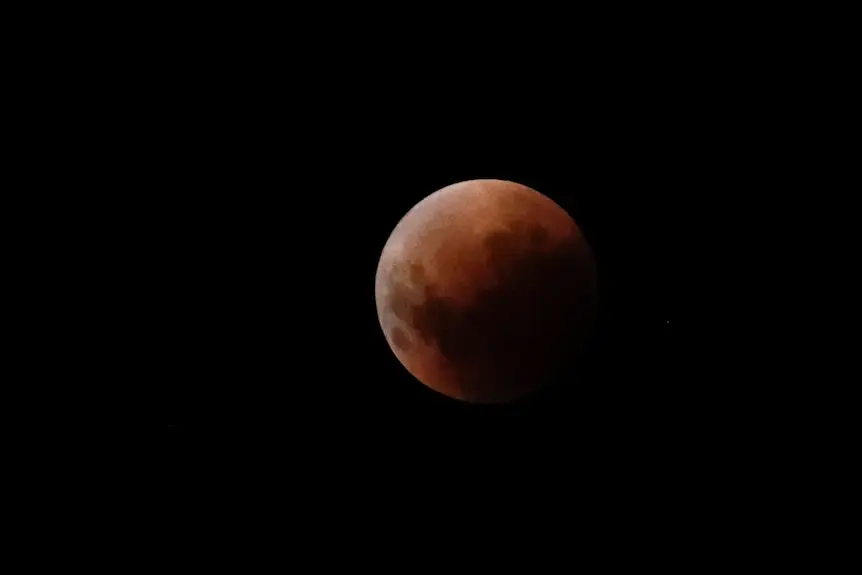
[375,179,597,404]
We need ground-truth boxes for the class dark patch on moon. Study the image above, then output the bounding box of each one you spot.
[386,262,436,326]
[409,263,426,285]
[388,280,417,324]
[390,219,596,402]
[389,325,411,351]
[528,225,550,246]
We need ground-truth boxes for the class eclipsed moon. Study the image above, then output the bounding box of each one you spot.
[375,179,597,404]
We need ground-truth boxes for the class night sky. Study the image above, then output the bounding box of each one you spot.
[56,7,827,556]
[136,115,691,475]
[106,21,795,517]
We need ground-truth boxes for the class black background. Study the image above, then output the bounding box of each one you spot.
[67,13,815,524]
[133,88,692,481]
[18,5,841,562]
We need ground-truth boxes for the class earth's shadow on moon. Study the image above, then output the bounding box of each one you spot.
[385,218,597,403]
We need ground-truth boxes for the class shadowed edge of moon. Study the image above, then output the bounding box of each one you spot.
[383,217,596,403]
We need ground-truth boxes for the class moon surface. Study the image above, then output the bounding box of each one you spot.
[375,179,597,404]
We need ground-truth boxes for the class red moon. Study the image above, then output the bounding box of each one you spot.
[375,179,597,404]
